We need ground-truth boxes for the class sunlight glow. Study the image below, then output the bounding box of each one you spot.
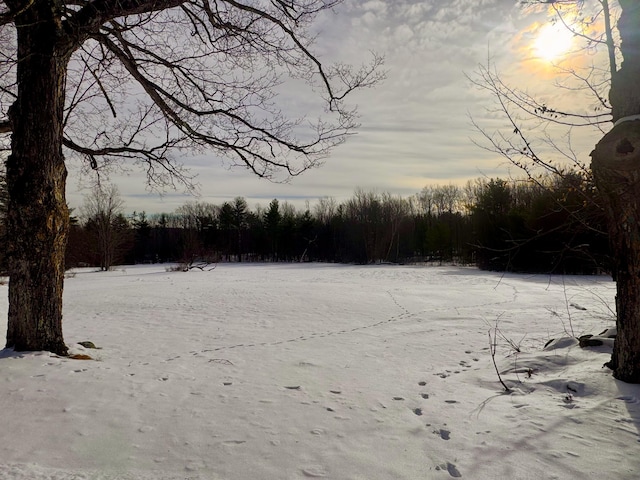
[534,22,575,62]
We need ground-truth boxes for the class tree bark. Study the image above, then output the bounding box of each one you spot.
[592,122,640,381]
[591,0,640,382]
[5,3,71,355]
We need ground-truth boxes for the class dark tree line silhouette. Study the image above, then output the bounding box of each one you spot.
[0,171,608,275]
[2,170,603,275]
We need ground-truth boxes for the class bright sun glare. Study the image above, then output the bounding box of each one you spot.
[534,22,575,62]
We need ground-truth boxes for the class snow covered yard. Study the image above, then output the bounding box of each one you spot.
[0,263,638,479]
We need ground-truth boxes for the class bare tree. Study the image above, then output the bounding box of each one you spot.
[469,0,617,193]
[0,0,383,354]
[468,3,615,269]
[81,184,128,271]
[475,0,640,382]
[591,0,640,382]
[380,192,409,262]
[416,185,436,218]
[343,189,410,264]
[432,184,462,217]
[313,196,338,226]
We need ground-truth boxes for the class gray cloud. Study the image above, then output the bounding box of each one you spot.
[67,0,605,214]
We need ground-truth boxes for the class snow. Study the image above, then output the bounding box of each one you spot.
[0,263,638,479]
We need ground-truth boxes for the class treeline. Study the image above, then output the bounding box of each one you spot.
[58,171,610,275]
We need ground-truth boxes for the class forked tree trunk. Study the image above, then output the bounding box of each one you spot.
[591,0,640,382]
[5,6,70,355]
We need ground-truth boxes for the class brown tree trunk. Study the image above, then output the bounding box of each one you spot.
[5,4,71,355]
[592,122,640,382]
[591,0,640,382]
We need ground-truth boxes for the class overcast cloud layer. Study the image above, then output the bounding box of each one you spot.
[65,0,612,214]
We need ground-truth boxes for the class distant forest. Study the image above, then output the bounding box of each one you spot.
[0,171,611,275]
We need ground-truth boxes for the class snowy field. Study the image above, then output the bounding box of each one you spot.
[0,263,638,480]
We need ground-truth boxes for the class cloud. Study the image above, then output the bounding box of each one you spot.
[66,0,608,215]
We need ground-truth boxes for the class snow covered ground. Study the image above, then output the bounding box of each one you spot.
[0,263,637,479]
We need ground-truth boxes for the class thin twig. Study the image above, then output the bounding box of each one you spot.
[489,329,511,393]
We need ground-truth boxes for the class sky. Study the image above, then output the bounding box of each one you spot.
[63,0,614,215]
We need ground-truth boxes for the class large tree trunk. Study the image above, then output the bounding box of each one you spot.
[592,122,640,381]
[591,0,640,382]
[5,4,70,355]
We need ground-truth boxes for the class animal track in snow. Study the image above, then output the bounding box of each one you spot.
[199,308,417,353]
[201,289,518,356]
[206,286,520,356]
[435,461,461,477]
[386,290,411,315]
[617,395,639,404]
[301,465,328,477]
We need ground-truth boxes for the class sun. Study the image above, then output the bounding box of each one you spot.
[533,22,575,62]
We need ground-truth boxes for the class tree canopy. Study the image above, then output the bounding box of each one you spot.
[0,0,383,184]
[0,0,382,355]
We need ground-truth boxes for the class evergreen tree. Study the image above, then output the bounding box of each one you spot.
[264,199,282,261]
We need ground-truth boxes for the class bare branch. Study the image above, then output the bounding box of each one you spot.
[601,0,617,77]
[4,0,382,189]
[469,64,610,128]
[220,0,384,110]
[0,0,34,27]
[63,134,195,191]
[551,2,608,48]
[63,0,187,47]
[79,3,374,181]
[96,32,280,172]
[82,55,117,118]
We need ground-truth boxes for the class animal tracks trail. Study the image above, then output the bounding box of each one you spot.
[172,273,519,479]
[196,281,519,358]
[14,264,620,480]
[195,289,415,353]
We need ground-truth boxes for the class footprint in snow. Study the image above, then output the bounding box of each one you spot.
[301,465,328,477]
[222,440,246,446]
[617,395,639,404]
[435,462,461,477]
